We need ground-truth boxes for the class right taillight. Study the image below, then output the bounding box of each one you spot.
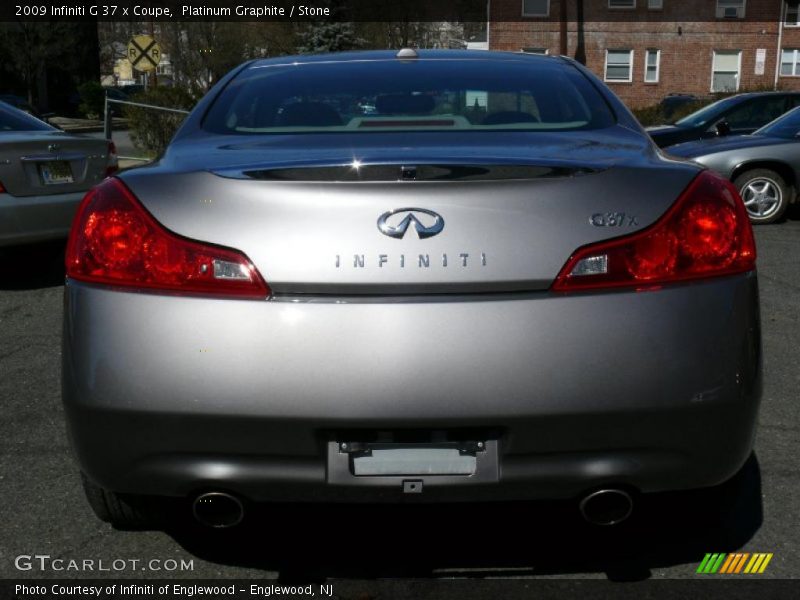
[66,177,270,299]
[552,170,756,292]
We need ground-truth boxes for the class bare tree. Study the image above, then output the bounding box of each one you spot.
[98,21,143,76]
[1,22,66,104]
[160,22,280,95]
[356,22,456,50]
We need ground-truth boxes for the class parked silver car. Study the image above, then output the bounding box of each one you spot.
[62,50,761,529]
[0,101,117,247]
[668,106,800,223]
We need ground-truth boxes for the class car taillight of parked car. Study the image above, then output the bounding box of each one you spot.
[105,141,119,177]
[552,170,756,292]
[65,177,270,299]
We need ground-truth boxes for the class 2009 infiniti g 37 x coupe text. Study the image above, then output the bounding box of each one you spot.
[62,50,761,529]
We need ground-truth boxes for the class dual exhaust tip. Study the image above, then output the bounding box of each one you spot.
[579,489,633,526]
[191,488,633,528]
[192,492,244,528]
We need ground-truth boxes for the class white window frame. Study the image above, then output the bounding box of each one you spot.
[648,0,664,9]
[710,50,742,92]
[609,0,636,8]
[786,0,800,27]
[644,49,661,83]
[716,0,746,19]
[605,49,634,83]
[521,0,550,17]
[780,48,800,76]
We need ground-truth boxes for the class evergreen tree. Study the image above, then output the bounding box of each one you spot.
[296,21,363,54]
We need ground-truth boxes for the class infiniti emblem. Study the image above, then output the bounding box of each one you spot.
[377,208,445,239]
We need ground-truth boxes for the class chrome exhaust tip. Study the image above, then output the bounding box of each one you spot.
[579,489,633,526]
[192,492,244,528]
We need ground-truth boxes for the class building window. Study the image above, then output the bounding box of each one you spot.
[648,0,663,8]
[645,49,661,82]
[711,50,741,92]
[787,1,800,26]
[521,47,549,54]
[716,0,745,19]
[781,49,800,76]
[522,0,550,16]
[609,0,636,8]
[605,49,634,82]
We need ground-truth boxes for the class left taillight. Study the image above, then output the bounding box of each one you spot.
[105,141,119,176]
[66,177,270,299]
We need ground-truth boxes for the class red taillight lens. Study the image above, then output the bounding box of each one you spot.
[105,141,119,176]
[0,180,5,193]
[66,178,270,299]
[552,170,756,292]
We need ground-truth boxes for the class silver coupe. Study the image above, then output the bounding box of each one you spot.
[62,50,762,529]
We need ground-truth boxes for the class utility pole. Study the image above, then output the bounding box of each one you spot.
[149,18,158,87]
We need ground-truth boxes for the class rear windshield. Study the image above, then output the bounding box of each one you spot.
[0,102,53,132]
[755,106,800,138]
[202,58,616,135]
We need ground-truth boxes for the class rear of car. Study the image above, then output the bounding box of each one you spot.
[0,102,117,247]
[61,51,761,528]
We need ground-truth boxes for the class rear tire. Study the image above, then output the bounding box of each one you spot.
[734,169,791,224]
[81,472,161,529]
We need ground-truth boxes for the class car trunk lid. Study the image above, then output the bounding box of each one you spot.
[122,157,700,294]
[0,132,112,197]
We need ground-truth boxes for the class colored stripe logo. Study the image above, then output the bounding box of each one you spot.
[697,553,773,574]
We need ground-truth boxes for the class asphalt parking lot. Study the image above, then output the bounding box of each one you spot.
[1,210,798,588]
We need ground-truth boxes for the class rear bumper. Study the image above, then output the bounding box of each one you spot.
[0,190,84,247]
[62,274,762,502]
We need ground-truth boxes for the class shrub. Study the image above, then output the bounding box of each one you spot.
[631,104,666,127]
[78,81,105,119]
[123,86,197,157]
[667,101,709,123]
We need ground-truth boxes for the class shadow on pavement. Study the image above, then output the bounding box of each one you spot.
[785,203,800,221]
[163,454,763,581]
[0,240,66,290]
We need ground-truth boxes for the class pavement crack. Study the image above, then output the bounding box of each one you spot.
[0,346,24,361]
[759,423,800,433]
[52,529,109,561]
[759,272,800,294]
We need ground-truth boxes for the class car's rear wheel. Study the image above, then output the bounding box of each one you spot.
[735,169,791,224]
[80,472,161,529]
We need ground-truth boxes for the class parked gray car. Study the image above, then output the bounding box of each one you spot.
[668,106,800,223]
[0,101,117,247]
[62,50,761,530]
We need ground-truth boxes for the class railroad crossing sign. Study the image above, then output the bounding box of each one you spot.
[127,35,161,72]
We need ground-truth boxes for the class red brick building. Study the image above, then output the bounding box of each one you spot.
[489,0,800,107]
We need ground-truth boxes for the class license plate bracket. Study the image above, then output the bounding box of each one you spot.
[39,161,73,185]
[351,445,478,476]
[326,440,499,488]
